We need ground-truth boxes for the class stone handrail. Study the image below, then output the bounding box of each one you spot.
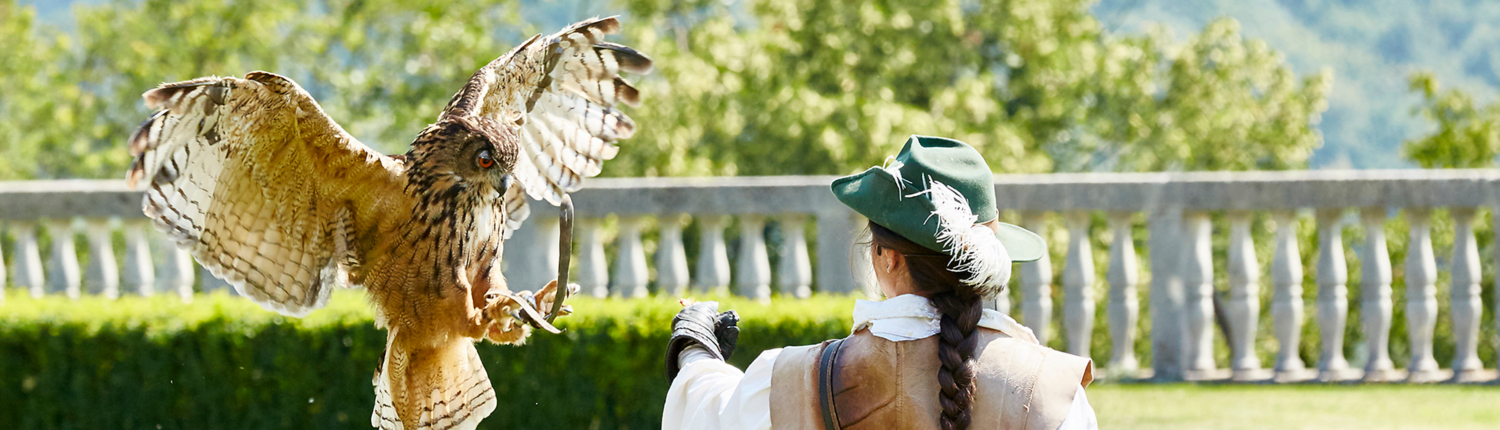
[3,169,1499,384]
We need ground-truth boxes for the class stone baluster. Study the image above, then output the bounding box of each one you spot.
[1494,209,1500,379]
[1106,212,1140,376]
[44,219,82,299]
[654,215,691,297]
[1270,211,1308,382]
[0,226,4,303]
[83,218,120,299]
[121,220,156,297]
[1359,208,1397,382]
[576,218,610,298]
[1147,209,1185,381]
[735,216,772,301]
[11,222,45,298]
[813,206,860,295]
[1019,212,1053,344]
[1062,212,1096,358]
[161,237,196,302]
[1225,212,1263,380]
[1314,209,1353,381]
[694,215,731,295]
[502,215,559,292]
[1181,212,1217,376]
[609,216,649,298]
[1448,208,1483,381]
[1404,208,1441,382]
[777,215,813,299]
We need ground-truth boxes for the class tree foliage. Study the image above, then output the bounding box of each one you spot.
[0,0,1330,180]
[0,2,66,179]
[1403,71,1500,168]
[614,0,1332,176]
[1094,0,1500,169]
[0,0,534,179]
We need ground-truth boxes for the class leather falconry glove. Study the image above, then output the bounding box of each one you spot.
[665,301,740,379]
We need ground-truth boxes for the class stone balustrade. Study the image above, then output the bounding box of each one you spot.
[5,170,1500,383]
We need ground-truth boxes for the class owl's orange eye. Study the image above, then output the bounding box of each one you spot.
[477,150,495,169]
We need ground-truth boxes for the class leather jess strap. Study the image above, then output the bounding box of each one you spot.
[817,338,846,430]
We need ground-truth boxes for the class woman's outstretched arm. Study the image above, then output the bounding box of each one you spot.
[662,347,780,430]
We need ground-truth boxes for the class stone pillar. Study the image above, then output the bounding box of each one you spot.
[814,206,860,294]
[121,220,156,297]
[1181,212,1217,376]
[609,216,649,298]
[1019,212,1054,344]
[735,215,772,301]
[777,215,813,299]
[83,218,120,299]
[1404,208,1442,382]
[1225,212,1263,380]
[1359,208,1397,382]
[1146,208,1185,381]
[654,215,691,297]
[1314,209,1354,381]
[1106,212,1140,376]
[1061,211,1096,358]
[1448,208,1484,381]
[693,215,731,295]
[1494,208,1500,381]
[44,219,81,299]
[576,218,609,298]
[11,222,45,298]
[160,238,196,302]
[1269,211,1309,382]
[502,215,559,292]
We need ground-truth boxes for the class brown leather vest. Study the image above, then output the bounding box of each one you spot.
[770,327,1092,430]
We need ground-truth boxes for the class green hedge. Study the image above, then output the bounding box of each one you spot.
[0,291,854,430]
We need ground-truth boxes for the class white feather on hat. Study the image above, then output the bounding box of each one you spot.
[907,177,1013,296]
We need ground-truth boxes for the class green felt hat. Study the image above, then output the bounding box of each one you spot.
[832,135,1046,263]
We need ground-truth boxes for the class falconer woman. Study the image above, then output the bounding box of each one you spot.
[661,136,1097,430]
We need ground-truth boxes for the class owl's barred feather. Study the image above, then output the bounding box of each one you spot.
[446,16,649,208]
[125,16,649,430]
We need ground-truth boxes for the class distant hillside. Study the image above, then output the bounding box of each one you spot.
[1094,0,1500,168]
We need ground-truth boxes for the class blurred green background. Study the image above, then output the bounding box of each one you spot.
[3,0,1500,428]
[8,0,1498,181]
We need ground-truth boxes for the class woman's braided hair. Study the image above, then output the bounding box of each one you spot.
[869,222,986,430]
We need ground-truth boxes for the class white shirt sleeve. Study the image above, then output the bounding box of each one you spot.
[661,346,780,430]
[1055,386,1099,430]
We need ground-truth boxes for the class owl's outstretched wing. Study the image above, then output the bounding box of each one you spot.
[442,16,651,233]
[126,71,408,318]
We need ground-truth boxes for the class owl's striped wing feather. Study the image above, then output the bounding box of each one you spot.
[126,71,407,318]
[443,16,651,231]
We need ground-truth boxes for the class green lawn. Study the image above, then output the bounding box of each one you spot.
[1090,384,1500,429]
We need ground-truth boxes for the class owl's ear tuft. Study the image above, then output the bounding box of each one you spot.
[447,116,505,144]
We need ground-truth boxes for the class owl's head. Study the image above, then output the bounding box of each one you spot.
[405,115,518,201]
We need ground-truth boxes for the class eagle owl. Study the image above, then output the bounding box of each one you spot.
[124,17,649,430]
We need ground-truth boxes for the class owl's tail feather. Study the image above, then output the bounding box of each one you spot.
[372,327,497,430]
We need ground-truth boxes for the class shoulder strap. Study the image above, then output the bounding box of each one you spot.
[817,338,846,430]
